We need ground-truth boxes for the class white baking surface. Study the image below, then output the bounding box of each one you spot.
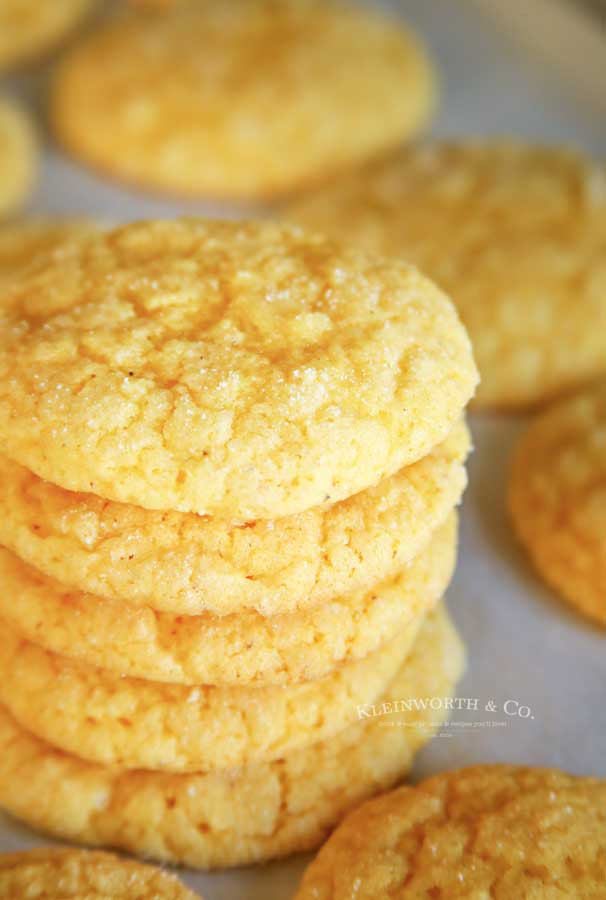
[2,1,606,897]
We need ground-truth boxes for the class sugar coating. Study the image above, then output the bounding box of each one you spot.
[0,98,38,218]
[509,382,606,625]
[295,764,606,899]
[0,848,198,899]
[0,0,94,70]
[0,423,468,616]
[0,604,425,772]
[288,141,606,409]
[51,0,435,199]
[0,219,477,519]
[0,604,465,869]
[0,515,457,686]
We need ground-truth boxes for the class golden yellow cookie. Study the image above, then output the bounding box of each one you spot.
[0,603,465,869]
[0,422,468,616]
[0,220,100,279]
[0,848,198,899]
[0,0,94,71]
[0,514,457,686]
[51,1,435,200]
[0,603,427,772]
[509,382,606,625]
[294,764,606,899]
[0,218,477,519]
[0,98,38,219]
[287,141,606,410]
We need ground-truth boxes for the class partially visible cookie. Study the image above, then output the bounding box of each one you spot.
[0,98,37,219]
[0,221,99,281]
[0,423,468,616]
[0,219,477,520]
[51,1,436,199]
[287,141,606,409]
[0,848,198,898]
[294,764,606,899]
[509,382,606,625]
[0,0,94,70]
[0,603,465,869]
[0,608,422,772]
[0,515,457,686]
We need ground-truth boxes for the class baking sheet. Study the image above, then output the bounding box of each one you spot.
[2,1,606,898]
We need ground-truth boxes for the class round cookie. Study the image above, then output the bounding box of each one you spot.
[0,515,457,686]
[287,141,606,410]
[509,382,606,625]
[0,422,468,616]
[0,218,478,520]
[294,764,606,899]
[0,220,99,282]
[0,98,38,219]
[51,1,436,200]
[0,609,423,772]
[0,0,94,71]
[0,848,198,899]
[0,604,465,869]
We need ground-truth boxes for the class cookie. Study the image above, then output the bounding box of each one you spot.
[0,600,430,771]
[0,422,468,616]
[0,603,465,868]
[51,1,436,199]
[0,0,94,71]
[509,382,606,625]
[294,764,606,899]
[0,220,99,280]
[0,514,457,686]
[287,141,606,409]
[0,98,38,219]
[0,848,198,899]
[0,219,477,519]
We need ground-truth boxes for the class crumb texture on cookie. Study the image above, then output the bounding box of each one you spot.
[0,515,457,686]
[509,382,606,624]
[288,141,606,409]
[51,0,435,198]
[0,0,94,70]
[0,615,421,771]
[0,219,477,519]
[294,764,606,899]
[0,605,465,868]
[0,847,199,898]
[0,423,468,615]
[0,97,38,218]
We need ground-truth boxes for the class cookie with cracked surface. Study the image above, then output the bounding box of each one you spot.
[0,603,465,868]
[0,221,99,280]
[0,98,37,219]
[294,764,606,899]
[0,514,457,686]
[287,141,606,409]
[0,218,477,519]
[51,0,435,199]
[0,0,94,71]
[0,847,198,899]
[509,382,606,625]
[0,602,427,771]
[0,422,468,616]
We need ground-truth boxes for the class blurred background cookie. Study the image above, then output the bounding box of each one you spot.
[0,847,199,898]
[0,97,37,219]
[509,381,606,626]
[287,140,606,409]
[0,0,96,71]
[50,0,436,199]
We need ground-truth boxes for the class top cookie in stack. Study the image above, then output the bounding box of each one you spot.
[0,218,477,867]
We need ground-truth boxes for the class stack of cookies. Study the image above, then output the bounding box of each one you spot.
[0,219,478,868]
